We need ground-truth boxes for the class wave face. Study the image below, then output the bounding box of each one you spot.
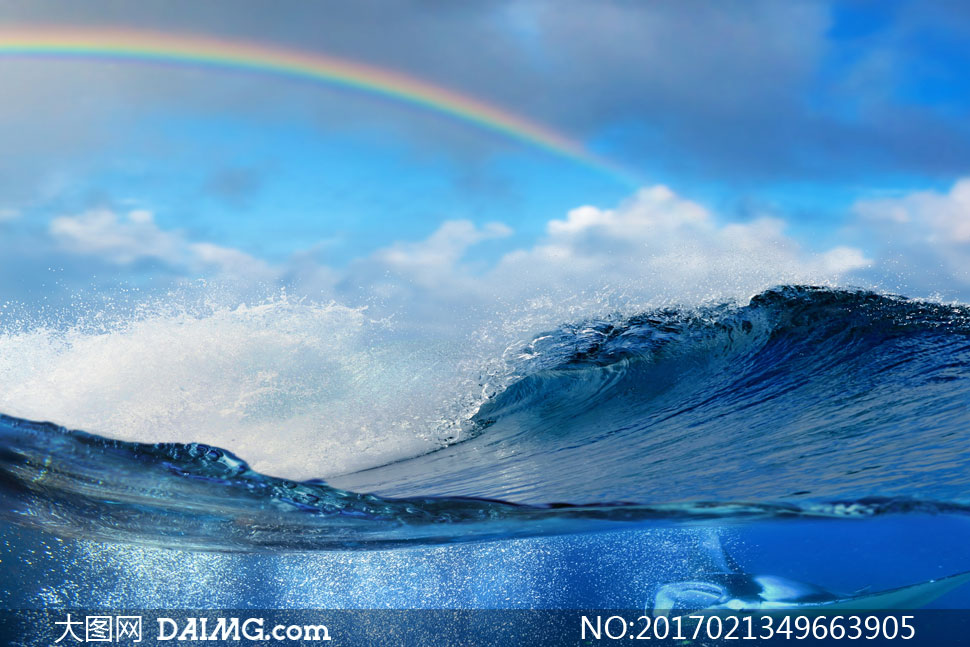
[336,285,970,504]
[2,286,970,550]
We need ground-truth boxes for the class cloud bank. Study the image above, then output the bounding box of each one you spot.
[38,185,873,332]
[22,178,970,330]
[487,186,868,304]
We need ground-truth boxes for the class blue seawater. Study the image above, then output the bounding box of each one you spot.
[2,286,970,619]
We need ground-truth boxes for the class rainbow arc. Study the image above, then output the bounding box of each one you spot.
[0,27,640,186]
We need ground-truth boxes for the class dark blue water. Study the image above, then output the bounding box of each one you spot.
[2,286,970,620]
[336,285,970,505]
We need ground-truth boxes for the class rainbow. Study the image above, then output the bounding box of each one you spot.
[0,27,639,186]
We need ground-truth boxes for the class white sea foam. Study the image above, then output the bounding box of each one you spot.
[0,294,488,480]
[0,281,839,481]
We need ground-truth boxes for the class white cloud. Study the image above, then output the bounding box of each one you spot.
[50,209,183,264]
[0,209,20,222]
[284,185,871,332]
[486,185,869,305]
[373,220,511,277]
[189,241,274,278]
[49,208,274,280]
[854,179,970,243]
[849,178,970,293]
[41,187,876,328]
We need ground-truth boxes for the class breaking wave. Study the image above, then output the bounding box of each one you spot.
[2,286,970,550]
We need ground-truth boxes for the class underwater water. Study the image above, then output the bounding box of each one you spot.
[2,285,970,641]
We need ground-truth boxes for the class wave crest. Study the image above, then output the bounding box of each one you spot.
[3,286,970,550]
[336,286,970,505]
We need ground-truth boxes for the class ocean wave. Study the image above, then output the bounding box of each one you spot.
[336,286,970,506]
[2,286,970,550]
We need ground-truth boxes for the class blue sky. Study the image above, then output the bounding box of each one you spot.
[1,0,970,312]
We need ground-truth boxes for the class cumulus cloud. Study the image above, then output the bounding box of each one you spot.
[278,185,872,333]
[483,186,869,306]
[50,209,182,264]
[32,185,877,326]
[854,179,970,243]
[49,208,274,280]
[850,178,970,293]
[372,220,512,278]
